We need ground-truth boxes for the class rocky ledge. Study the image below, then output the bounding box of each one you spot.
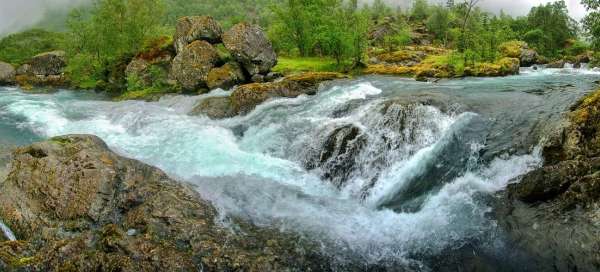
[190,72,346,118]
[0,135,327,271]
[498,90,600,271]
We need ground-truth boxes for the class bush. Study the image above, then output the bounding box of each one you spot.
[0,29,66,65]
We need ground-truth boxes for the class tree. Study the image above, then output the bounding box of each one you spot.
[582,0,600,50]
[426,5,451,45]
[66,0,165,87]
[525,0,576,56]
[411,0,429,22]
[457,0,481,53]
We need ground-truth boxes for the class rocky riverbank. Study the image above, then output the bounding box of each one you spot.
[498,89,600,271]
[0,135,330,271]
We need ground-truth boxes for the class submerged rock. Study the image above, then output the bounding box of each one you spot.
[498,89,600,271]
[171,40,220,91]
[174,16,223,53]
[306,125,367,188]
[0,62,16,85]
[231,72,345,114]
[0,135,327,271]
[189,96,236,119]
[223,23,277,75]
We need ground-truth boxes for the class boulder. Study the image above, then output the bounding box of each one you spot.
[174,16,223,53]
[499,41,539,67]
[546,60,565,69]
[28,51,66,76]
[0,135,326,271]
[171,40,220,91]
[231,72,345,115]
[0,62,16,85]
[305,125,366,188]
[520,48,538,67]
[222,23,277,75]
[206,62,246,90]
[189,96,236,119]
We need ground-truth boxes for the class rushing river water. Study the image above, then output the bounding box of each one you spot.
[0,67,599,269]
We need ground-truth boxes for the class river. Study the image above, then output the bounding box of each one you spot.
[0,67,598,270]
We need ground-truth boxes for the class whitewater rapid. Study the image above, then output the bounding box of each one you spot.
[0,68,597,267]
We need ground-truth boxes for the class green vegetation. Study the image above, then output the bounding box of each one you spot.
[272,57,342,74]
[0,0,599,96]
[0,29,65,66]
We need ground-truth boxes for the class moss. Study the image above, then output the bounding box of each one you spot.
[364,64,414,75]
[499,40,526,58]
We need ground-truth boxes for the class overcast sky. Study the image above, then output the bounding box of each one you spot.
[0,0,590,37]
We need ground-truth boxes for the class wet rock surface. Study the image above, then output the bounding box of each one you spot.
[189,96,236,119]
[231,72,345,114]
[498,90,600,271]
[0,135,329,271]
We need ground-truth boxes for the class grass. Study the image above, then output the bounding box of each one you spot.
[272,57,343,74]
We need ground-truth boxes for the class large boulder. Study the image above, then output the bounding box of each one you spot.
[0,62,16,85]
[206,61,247,90]
[174,16,223,53]
[171,40,220,91]
[231,72,345,115]
[0,135,326,271]
[125,38,176,93]
[189,96,236,119]
[222,23,277,75]
[28,50,66,76]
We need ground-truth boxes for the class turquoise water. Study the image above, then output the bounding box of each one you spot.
[0,67,598,268]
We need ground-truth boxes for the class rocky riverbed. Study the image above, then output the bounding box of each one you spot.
[0,67,599,271]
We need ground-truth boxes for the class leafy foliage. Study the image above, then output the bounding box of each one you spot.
[0,29,66,66]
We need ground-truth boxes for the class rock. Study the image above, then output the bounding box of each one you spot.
[520,49,538,67]
[223,23,277,75]
[546,60,565,68]
[231,72,345,115]
[171,40,220,91]
[265,72,283,81]
[16,64,31,75]
[189,96,236,119]
[125,40,175,92]
[251,74,265,83]
[498,89,600,271]
[174,16,223,53]
[0,62,16,85]
[28,51,66,76]
[305,125,366,188]
[0,135,326,271]
[206,62,246,90]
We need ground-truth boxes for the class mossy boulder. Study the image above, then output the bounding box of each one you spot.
[223,22,277,76]
[174,16,223,53]
[28,50,66,76]
[171,40,220,91]
[0,135,327,271]
[231,72,345,114]
[206,61,247,90]
[499,41,539,67]
[0,61,16,85]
